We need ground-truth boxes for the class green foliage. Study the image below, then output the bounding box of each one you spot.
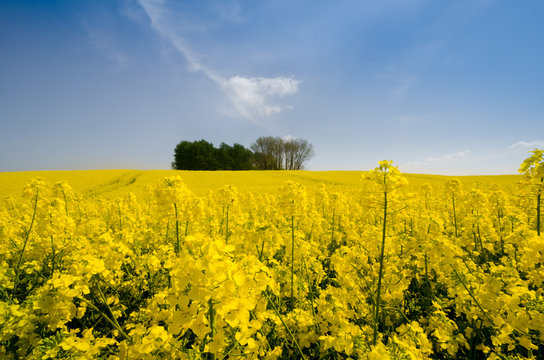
[172,140,253,170]
[217,143,253,170]
[172,137,315,171]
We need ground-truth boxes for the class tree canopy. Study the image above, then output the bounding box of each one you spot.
[250,136,315,170]
[172,140,253,170]
[172,137,314,170]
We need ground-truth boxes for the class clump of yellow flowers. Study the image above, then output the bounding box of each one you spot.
[1,151,544,359]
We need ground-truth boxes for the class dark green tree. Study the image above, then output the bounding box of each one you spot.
[172,137,314,170]
[217,143,254,170]
[172,140,254,170]
[172,140,218,170]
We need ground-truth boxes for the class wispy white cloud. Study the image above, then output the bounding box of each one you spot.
[221,76,299,117]
[134,0,299,121]
[405,150,470,168]
[135,0,215,76]
[508,140,544,151]
[282,134,297,142]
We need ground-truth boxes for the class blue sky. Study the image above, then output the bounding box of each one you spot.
[1,0,543,174]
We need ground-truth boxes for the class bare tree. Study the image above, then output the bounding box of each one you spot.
[271,138,284,170]
[283,139,297,170]
[250,136,280,170]
[251,136,315,170]
[291,138,315,170]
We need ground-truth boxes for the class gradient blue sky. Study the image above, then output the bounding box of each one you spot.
[1,0,543,174]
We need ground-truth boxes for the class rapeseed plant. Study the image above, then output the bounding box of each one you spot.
[0,151,542,359]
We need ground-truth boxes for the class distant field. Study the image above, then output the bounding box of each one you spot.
[0,169,522,199]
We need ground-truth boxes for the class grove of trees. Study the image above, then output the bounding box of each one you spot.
[250,136,315,170]
[172,137,315,170]
[172,140,253,170]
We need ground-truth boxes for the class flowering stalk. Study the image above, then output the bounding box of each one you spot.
[208,297,216,360]
[537,177,542,236]
[12,187,39,300]
[365,161,407,346]
[265,290,306,360]
[174,203,180,254]
[117,202,122,231]
[518,149,544,235]
[452,193,458,238]
[61,187,69,216]
[77,295,131,342]
[452,267,495,326]
[373,187,387,345]
[290,215,295,307]
[225,204,230,243]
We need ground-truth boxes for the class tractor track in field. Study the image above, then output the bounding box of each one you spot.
[84,171,144,197]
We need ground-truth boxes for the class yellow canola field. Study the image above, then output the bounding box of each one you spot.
[0,169,521,199]
[0,158,542,360]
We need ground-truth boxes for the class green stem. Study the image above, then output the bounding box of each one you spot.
[330,207,335,254]
[302,257,316,321]
[290,215,295,308]
[77,295,131,342]
[497,199,504,254]
[12,187,39,300]
[117,202,122,231]
[61,188,69,216]
[452,193,458,237]
[452,267,495,326]
[258,236,265,262]
[226,204,230,243]
[174,203,180,253]
[477,223,484,254]
[537,177,542,236]
[96,284,129,337]
[165,219,170,244]
[469,319,477,360]
[373,189,387,345]
[50,235,56,278]
[264,290,306,360]
[391,299,411,324]
[424,252,429,283]
[208,298,216,360]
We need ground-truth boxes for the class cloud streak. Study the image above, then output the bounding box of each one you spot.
[405,150,470,168]
[508,140,544,151]
[135,0,299,121]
